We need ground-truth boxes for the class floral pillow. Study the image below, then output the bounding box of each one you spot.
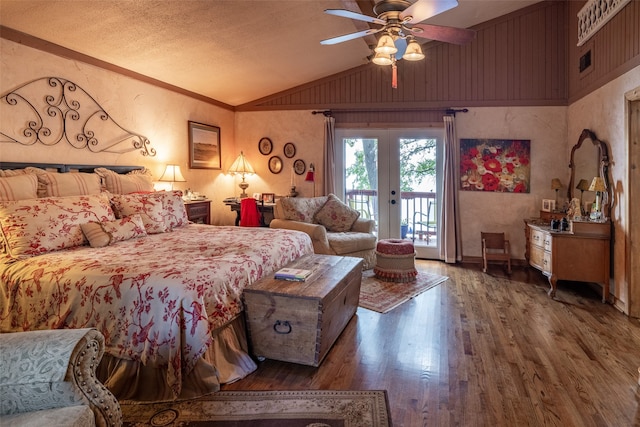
[95,167,154,194]
[26,167,102,198]
[0,193,115,259]
[280,196,328,223]
[81,214,147,248]
[0,174,38,201]
[314,193,360,232]
[156,191,189,229]
[110,192,168,234]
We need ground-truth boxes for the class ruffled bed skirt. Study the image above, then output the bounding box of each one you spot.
[97,315,257,402]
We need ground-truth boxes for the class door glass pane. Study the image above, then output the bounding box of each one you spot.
[399,137,437,249]
[344,138,378,235]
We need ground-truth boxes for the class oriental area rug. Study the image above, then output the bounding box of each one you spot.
[359,269,449,313]
[121,390,391,427]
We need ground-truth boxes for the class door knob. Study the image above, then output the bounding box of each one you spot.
[391,199,396,204]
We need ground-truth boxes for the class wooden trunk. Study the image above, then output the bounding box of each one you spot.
[243,254,363,367]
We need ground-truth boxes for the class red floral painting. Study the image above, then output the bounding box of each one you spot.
[460,139,530,193]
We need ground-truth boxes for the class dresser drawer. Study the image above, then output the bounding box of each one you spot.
[529,245,545,271]
[530,229,548,249]
[529,245,552,274]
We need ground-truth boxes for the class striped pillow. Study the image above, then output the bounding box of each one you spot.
[95,167,154,194]
[26,167,101,197]
[81,214,147,248]
[0,174,38,201]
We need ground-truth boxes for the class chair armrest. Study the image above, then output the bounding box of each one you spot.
[0,328,122,427]
[351,217,375,233]
[270,219,331,253]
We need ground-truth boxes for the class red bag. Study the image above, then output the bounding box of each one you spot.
[240,197,261,227]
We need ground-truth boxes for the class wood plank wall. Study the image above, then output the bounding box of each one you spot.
[568,0,640,104]
[239,0,640,125]
[238,1,569,121]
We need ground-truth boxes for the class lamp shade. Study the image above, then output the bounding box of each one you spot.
[158,164,186,183]
[374,34,397,55]
[228,151,254,198]
[576,179,591,191]
[403,39,425,61]
[228,151,255,176]
[305,163,315,182]
[551,178,562,190]
[588,176,606,192]
[372,52,393,66]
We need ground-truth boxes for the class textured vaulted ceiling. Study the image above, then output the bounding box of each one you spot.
[0,0,540,106]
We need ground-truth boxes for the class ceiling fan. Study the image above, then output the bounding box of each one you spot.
[321,0,476,86]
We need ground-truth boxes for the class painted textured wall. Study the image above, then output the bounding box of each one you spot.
[455,106,568,259]
[0,38,237,225]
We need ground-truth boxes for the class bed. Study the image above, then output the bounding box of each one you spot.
[0,162,314,401]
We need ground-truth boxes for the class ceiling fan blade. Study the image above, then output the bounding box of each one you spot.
[408,24,476,45]
[400,0,459,24]
[394,38,407,60]
[321,28,382,45]
[325,9,386,25]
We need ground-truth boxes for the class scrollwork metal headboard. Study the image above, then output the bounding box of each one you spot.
[0,77,156,157]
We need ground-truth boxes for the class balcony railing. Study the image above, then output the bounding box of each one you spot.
[345,189,437,243]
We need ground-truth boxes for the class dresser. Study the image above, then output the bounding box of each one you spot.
[524,219,611,302]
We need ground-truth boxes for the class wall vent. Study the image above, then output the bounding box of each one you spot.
[579,50,592,73]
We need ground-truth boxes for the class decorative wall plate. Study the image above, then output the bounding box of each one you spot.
[259,137,273,155]
[268,156,283,174]
[284,142,296,158]
[293,159,306,175]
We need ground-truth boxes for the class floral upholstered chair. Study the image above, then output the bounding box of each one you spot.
[270,194,377,269]
[0,328,122,427]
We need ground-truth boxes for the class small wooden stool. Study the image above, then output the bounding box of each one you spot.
[374,239,417,282]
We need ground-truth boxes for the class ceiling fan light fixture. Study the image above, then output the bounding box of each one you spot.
[374,33,397,54]
[403,39,425,61]
[372,52,393,66]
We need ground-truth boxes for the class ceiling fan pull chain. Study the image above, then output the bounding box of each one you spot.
[392,61,398,89]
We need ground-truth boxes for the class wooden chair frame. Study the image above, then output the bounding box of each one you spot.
[481,232,511,274]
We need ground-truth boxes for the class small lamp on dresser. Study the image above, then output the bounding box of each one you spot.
[588,176,606,221]
[576,179,591,214]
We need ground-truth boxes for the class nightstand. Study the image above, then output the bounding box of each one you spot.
[185,200,211,224]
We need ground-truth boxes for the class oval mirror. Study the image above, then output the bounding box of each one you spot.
[568,129,611,218]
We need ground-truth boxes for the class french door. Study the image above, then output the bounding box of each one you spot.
[335,128,443,259]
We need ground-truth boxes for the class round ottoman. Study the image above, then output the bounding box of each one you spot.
[374,239,417,282]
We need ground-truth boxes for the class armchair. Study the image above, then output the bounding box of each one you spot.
[270,195,377,269]
[0,328,122,427]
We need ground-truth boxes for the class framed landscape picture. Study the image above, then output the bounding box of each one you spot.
[189,121,221,169]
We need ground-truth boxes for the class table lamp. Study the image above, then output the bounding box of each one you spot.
[575,178,590,205]
[305,163,315,197]
[228,151,255,198]
[158,164,186,191]
[588,176,606,220]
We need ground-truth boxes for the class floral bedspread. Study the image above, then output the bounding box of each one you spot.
[0,225,313,396]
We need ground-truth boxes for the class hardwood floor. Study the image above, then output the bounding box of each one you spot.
[223,261,640,426]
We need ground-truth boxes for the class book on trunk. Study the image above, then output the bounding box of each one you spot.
[274,268,312,281]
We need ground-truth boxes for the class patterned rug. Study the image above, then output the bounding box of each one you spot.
[121,390,391,427]
[359,269,449,313]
